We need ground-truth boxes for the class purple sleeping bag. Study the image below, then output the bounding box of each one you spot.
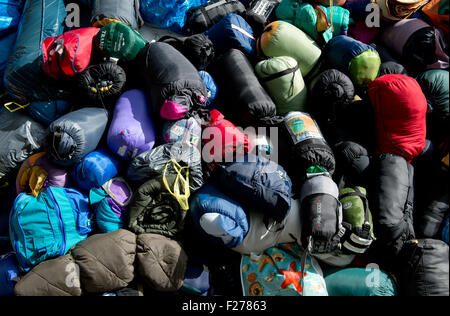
[107,89,157,161]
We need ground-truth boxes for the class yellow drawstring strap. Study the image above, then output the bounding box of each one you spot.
[4,102,31,113]
[163,159,190,211]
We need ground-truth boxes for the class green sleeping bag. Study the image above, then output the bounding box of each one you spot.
[257,21,322,76]
[349,50,381,88]
[255,56,308,115]
[323,267,398,296]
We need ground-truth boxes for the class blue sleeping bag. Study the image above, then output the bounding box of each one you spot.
[72,149,122,192]
[140,0,208,34]
[0,0,24,37]
[205,13,256,56]
[0,251,19,296]
[3,0,67,104]
[26,100,71,127]
[443,215,449,245]
[190,183,250,249]
[199,70,217,108]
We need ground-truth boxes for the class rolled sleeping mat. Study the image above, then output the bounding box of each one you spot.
[369,74,427,162]
[76,62,127,107]
[322,267,397,296]
[162,117,202,148]
[323,35,381,87]
[72,149,122,192]
[380,18,449,72]
[183,0,247,35]
[205,13,256,56]
[198,71,218,107]
[26,100,72,127]
[0,108,46,180]
[255,56,308,116]
[190,183,250,249]
[257,21,322,77]
[90,177,133,233]
[3,0,67,104]
[91,0,143,29]
[212,49,280,127]
[107,89,157,161]
[45,107,109,167]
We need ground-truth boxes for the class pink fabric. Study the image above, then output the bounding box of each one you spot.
[160,100,188,120]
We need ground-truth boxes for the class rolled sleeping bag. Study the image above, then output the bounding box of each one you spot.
[374,154,416,259]
[257,21,322,76]
[190,183,250,249]
[16,152,71,197]
[323,35,381,87]
[216,154,292,223]
[91,0,143,29]
[375,0,431,21]
[94,22,148,63]
[0,31,17,92]
[212,49,280,127]
[322,267,397,296]
[396,239,449,296]
[205,13,256,56]
[72,149,122,191]
[347,20,381,44]
[26,100,72,127]
[0,108,46,179]
[380,18,449,72]
[199,71,218,107]
[127,174,188,239]
[76,62,127,107]
[334,141,371,184]
[232,199,302,255]
[378,61,408,77]
[202,109,253,163]
[90,177,133,233]
[0,252,20,296]
[369,74,427,162]
[417,183,449,240]
[107,89,157,161]
[45,107,109,167]
[3,0,67,104]
[183,0,246,35]
[162,117,202,148]
[281,111,336,177]
[443,215,449,245]
[127,142,204,192]
[255,56,308,116]
[141,42,208,122]
[245,0,283,36]
[310,69,355,125]
[0,0,23,37]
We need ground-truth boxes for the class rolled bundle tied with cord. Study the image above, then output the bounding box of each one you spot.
[376,0,432,21]
[45,108,109,167]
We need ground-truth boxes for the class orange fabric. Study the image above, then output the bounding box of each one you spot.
[422,0,449,33]
[257,21,279,56]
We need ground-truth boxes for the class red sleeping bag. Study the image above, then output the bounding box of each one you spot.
[42,27,100,79]
[202,109,253,163]
[369,74,427,162]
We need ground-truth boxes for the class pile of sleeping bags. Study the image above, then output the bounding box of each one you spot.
[0,0,448,298]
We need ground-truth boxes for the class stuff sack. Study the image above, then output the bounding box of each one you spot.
[380,18,449,72]
[9,186,93,272]
[216,154,292,222]
[42,27,100,79]
[184,0,246,35]
[3,0,67,104]
[0,31,17,92]
[245,0,281,35]
[76,61,127,106]
[90,177,133,233]
[26,100,71,127]
[376,0,432,21]
[422,0,449,33]
[323,35,381,87]
[369,74,427,162]
[241,243,328,296]
[322,267,397,296]
[205,13,256,56]
[94,22,147,63]
[257,21,322,77]
[0,0,23,37]
[0,251,20,296]
[212,49,279,127]
[199,71,218,107]
[107,89,157,161]
[140,42,208,122]
[202,109,252,163]
[0,108,46,180]
[72,149,122,191]
[91,0,143,29]
[16,152,71,197]
[190,183,250,248]
[45,107,109,167]
[255,56,308,116]
[396,239,449,296]
[162,117,202,147]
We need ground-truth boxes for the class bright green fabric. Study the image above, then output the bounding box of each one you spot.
[349,49,381,87]
[340,187,375,240]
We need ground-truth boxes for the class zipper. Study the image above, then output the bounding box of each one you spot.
[47,188,66,256]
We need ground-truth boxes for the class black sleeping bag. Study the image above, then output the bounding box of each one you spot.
[396,239,449,296]
[378,61,408,77]
[211,48,281,127]
[140,42,209,124]
[45,107,109,167]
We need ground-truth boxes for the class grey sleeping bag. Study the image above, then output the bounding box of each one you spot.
[45,108,109,167]
[0,108,46,179]
[91,0,143,29]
